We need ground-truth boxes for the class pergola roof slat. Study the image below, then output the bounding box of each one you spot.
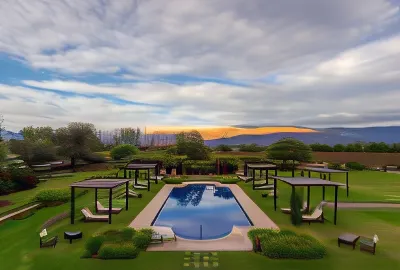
[247,163,277,169]
[269,176,345,187]
[70,179,129,188]
[302,167,348,173]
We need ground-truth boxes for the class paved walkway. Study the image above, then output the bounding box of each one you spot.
[325,202,400,209]
[0,203,41,223]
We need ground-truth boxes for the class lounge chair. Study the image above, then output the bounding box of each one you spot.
[253,184,274,190]
[360,235,378,255]
[96,201,122,214]
[281,201,308,214]
[81,207,109,222]
[302,203,324,224]
[237,175,253,183]
[128,189,142,198]
[150,226,177,244]
[150,176,164,181]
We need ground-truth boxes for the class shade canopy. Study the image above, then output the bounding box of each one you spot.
[70,179,129,225]
[70,179,129,189]
[302,167,348,173]
[126,163,157,169]
[247,163,278,169]
[271,176,342,225]
[269,176,345,187]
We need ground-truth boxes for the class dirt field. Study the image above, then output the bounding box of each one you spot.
[215,151,400,167]
[313,152,400,167]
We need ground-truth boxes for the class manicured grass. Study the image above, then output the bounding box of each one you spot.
[1,170,400,269]
[0,170,117,214]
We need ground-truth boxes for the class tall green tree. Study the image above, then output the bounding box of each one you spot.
[22,126,54,144]
[266,138,312,176]
[0,114,4,142]
[0,142,7,162]
[55,122,100,169]
[333,144,346,152]
[176,130,210,160]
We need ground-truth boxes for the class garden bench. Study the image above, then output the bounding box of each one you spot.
[338,233,360,249]
[360,235,378,255]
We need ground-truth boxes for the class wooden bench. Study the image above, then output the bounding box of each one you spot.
[237,175,253,183]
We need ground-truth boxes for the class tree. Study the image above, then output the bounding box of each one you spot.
[110,144,139,160]
[215,144,233,152]
[266,138,312,176]
[176,130,210,160]
[333,144,346,152]
[54,122,100,169]
[290,189,303,226]
[22,126,54,144]
[365,142,390,153]
[238,143,266,152]
[0,114,4,142]
[309,143,333,152]
[0,142,7,162]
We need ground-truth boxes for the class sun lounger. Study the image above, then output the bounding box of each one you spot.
[96,201,122,214]
[281,201,308,214]
[253,184,274,190]
[302,203,324,224]
[81,207,109,222]
[150,176,164,181]
[150,226,177,244]
[128,189,142,198]
[237,175,253,183]
[360,235,378,255]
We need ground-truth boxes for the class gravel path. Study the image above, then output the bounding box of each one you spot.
[325,202,400,208]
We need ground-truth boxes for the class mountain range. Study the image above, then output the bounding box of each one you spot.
[2,126,400,146]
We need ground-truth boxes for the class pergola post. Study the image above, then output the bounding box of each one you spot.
[274,178,277,211]
[322,186,325,201]
[95,188,98,212]
[329,173,331,181]
[252,168,256,190]
[108,188,112,224]
[265,169,268,185]
[334,186,338,225]
[308,171,311,178]
[147,168,150,191]
[346,172,349,197]
[70,187,75,224]
[275,168,278,176]
[125,181,129,210]
[129,171,132,178]
[135,170,138,185]
[307,186,310,213]
[155,165,159,184]
[124,168,127,178]
[244,162,248,176]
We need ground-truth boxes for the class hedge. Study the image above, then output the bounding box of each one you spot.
[345,162,366,171]
[133,229,153,250]
[34,188,70,203]
[110,144,139,160]
[85,236,105,255]
[98,243,140,259]
[248,229,326,259]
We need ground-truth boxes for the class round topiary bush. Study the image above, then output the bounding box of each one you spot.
[85,236,105,255]
[98,243,139,259]
[110,144,139,160]
[132,230,152,250]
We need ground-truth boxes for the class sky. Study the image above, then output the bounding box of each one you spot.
[0,0,400,132]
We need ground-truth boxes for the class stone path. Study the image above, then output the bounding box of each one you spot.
[0,203,41,223]
[325,202,400,209]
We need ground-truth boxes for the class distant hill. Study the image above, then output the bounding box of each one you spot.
[0,130,23,141]
[205,126,400,146]
[3,126,400,146]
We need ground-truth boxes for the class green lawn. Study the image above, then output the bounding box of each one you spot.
[1,170,400,269]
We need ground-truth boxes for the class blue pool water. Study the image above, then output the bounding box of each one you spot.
[152,184,252,240]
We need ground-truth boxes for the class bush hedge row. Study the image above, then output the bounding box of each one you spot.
[248,229,326,259]
[83,228,153,260]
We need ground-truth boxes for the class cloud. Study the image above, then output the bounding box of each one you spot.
[0,0,400,130]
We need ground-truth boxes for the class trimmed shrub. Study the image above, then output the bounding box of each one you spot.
[85,236,105,255]
[7,164,39,190]
[215,176,240,184]
[110,144,139,160]
[98,243,139,259]
[290,190,302,226]
[34,188,70,203]
[165,146,178,155]
[81,249,93,258]
[133,231,152,250]
[345,162,365,171]
[248,229,326,259]
[120,228,136,241]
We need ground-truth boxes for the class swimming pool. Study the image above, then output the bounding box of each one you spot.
[152,184,252,240]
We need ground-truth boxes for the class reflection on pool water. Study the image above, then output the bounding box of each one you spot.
[152,184,252,240]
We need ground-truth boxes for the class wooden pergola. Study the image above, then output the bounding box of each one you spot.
[246,163,278,190]
[70,179,129,224]
[124,163,158,191]
[301,167,349,198]
[270,176,345,225]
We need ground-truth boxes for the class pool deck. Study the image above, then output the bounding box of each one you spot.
[129,181,278,251]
